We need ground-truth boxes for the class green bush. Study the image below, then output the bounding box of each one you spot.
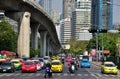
[30,48,40,58]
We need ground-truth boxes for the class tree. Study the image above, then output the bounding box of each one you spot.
[68,38,89,55]
[0,20,17,52]
[87,33,119,57]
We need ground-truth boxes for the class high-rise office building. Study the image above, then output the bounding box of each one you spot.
[60,18,71,44]
[71,0,91,40]
[63,0,75,19]
[91,0,113,30]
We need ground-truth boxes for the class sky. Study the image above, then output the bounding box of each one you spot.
[53,0,62,13]
[52,0,120,24]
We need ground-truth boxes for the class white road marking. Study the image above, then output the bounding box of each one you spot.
[0,74,6,76]
[96,73,102,77]
[91,73,96,77]
[35,73,41,76]
[70,74,75,76]
[84,74,89,76]
[63,73,68,76]
[14,73,21,76]
[77,74,82,76]
[57,73,61,76]
[6,74,13,76]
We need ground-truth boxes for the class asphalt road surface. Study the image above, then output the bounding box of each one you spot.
[0,62,120,79]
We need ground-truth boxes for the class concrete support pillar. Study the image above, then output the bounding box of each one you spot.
[17,12,31,58]
[50,41,54,56]
[40,31,47,57]
[31,24,40,49]
[46,38,50,56]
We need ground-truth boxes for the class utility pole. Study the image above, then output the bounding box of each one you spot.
[96,30,99,61]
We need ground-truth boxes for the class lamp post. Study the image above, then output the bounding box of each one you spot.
[96,29,99,61]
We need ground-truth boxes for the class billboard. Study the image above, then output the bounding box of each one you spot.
[62,44,70,50]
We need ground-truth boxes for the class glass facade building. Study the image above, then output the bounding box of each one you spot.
[91,0,113,30]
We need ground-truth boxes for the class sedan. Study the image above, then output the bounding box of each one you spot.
[32,60,42,70]
[101,61,119,75]
[80,59,91,68]
[51,60,63,73]
[0,62,15,73]
[11,59,22,70]
[21,61,37,73]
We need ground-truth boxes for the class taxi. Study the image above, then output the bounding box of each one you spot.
[51,56,61,61]
[11,59,22,70]
[101,61,119,75]
[51,60,63,73]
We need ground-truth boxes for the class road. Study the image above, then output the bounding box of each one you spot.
[0,62,120,79]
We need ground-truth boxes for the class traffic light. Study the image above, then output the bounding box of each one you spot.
[88,29,107,33]
[99,29,107,33]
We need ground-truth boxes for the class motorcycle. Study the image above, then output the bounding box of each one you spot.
[61,59,64,64]
[75,63,79,70]
[69,65,75,73]
[44,67,52,78]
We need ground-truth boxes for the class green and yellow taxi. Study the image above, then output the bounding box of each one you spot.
[11,59,22,70]
[101,61,119,75]
[51,60,63,73]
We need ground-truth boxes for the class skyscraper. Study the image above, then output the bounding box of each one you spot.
[60,18,71,44]
[63,0,75,19]
[91,0,113,30]
[71,0,91,40]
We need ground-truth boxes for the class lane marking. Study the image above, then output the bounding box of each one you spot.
[70,74,75,76]
[6,74,13,76]
[77,74,82,76]
[63,73,68,76]
[84,74,89,76]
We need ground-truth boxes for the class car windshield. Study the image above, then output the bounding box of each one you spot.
[39,59,43,62]
[44,58,48,60]
[82,60,89,63]
[0,53,6,59]
[52,62,60,65]
[12,61,19,64]
[105,64,115,67]
[24,62,33,65]
[34,61,39,64]
[1,62,12,66]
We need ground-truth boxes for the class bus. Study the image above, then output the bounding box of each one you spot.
[0,50,16,64]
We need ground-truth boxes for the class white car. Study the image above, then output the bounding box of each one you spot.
[38,58,45,68]
[44,56,51,64]
[32,60,42,70]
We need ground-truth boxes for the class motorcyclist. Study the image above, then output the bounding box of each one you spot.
[44,63,52,78]
[74,60,79,70]
[69,61,75,73]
